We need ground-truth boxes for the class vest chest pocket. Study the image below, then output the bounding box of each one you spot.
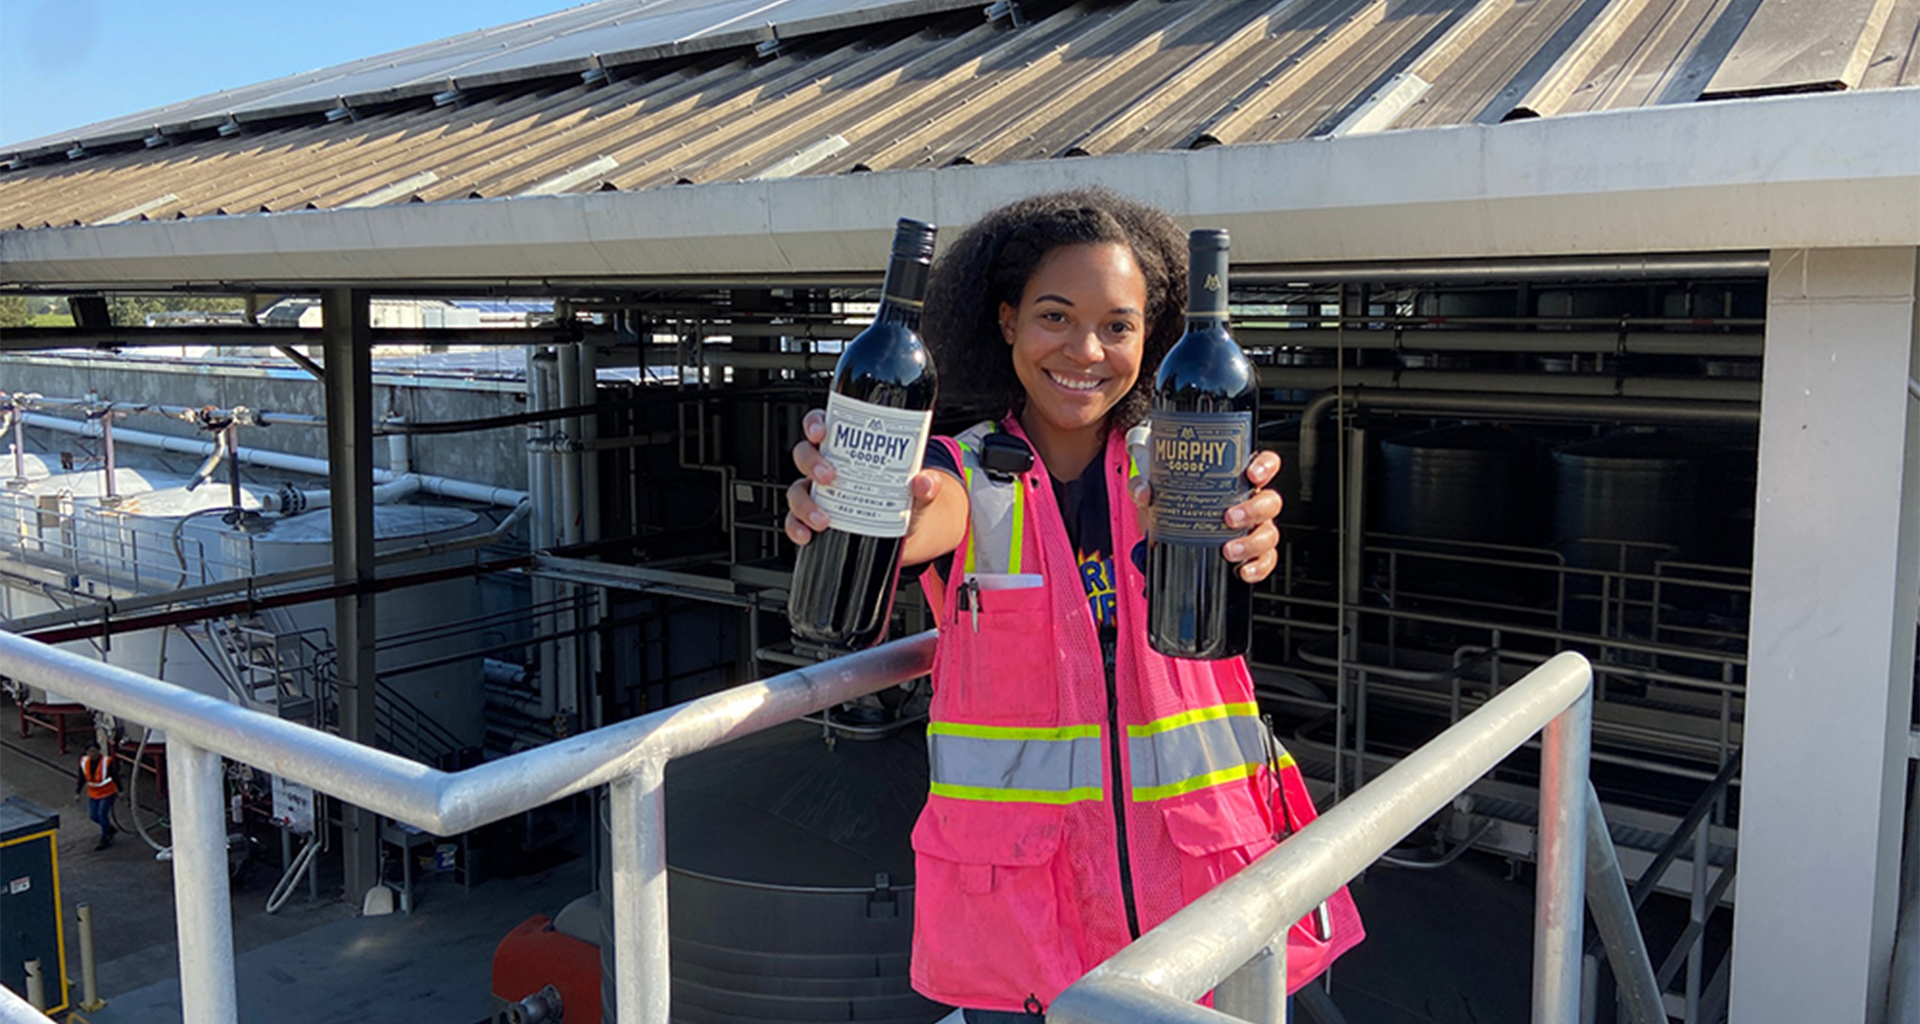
[933,577,1058,726]
[910,802,1082,1008]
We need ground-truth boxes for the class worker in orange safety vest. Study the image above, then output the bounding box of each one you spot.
[75,741,120,851]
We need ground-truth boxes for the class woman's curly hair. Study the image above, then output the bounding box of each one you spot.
[922,187,1188,434]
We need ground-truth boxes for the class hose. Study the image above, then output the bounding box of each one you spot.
[266,835,322,914]
[127,727,171,854]
[168,506,242,590]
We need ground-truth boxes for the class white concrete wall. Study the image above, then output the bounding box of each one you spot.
[1735,248,1920,1024]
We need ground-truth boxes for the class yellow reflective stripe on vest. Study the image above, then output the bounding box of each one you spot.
[1006,475,1026,574]
[961,463,979,575]
[1126,703,1271,802]
[927,721,1105,805]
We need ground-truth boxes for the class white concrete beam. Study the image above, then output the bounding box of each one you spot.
[1735,247,1920,1024]
[2,88,1916,289]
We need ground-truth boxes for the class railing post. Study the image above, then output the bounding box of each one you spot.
[1534,688,1592,1024]
[1215,942,1286,1024]
[168,738,239,1024]
[610,759,668,1024]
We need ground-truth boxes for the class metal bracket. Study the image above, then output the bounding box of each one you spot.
[985,0,1027,27]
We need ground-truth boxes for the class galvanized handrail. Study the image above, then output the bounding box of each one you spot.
[1051,650,1596,1024]
[0,627,937,1024]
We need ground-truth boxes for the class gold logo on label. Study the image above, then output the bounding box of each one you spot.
[1204,273,1223,293]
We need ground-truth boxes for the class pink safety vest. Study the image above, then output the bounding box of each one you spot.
[911,417,1363,1013]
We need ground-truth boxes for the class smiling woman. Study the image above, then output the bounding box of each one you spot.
[784,188,1363,1018]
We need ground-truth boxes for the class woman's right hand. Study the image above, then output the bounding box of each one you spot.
[785,409,834,546]
[785,408,967,561]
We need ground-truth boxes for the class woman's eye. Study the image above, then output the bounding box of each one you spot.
[1040,310,1067,324]
[1107,321,1136,336]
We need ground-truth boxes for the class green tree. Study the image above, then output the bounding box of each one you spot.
[0,296,28,329]
[106,295,246,326]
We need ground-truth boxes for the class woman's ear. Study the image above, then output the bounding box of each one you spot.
[998,302,1016,345]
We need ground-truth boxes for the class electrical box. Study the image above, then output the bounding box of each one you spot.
[0,796,69,1013]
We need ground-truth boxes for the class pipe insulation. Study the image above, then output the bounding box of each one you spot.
[21,412,528,507]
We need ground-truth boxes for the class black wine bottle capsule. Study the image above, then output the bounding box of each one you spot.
[1147,228,1256,660]
[788,218,939,653]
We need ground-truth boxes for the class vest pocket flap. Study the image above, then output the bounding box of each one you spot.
[912,804,1065,867]
[1159,785,1274,856]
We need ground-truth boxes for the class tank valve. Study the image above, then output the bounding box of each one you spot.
[506,985,563,1024]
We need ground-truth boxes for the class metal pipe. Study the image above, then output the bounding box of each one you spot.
[610,760,669,1024]
[167,738,238,1024]
[77,902,104,1011]
[385,417,411,475]
[1269,368,1760,401]
[1051,652,1593,1024]
[22,412,528,507]
[6,408,22,485]
[1296,389,1759,502]
[1583,787,1664,1024]
[101,413,118,503]
[1232,253,1768,284]
[576,342,601,548]
[1236,328,1762,358]
[1534,671,1591,1024]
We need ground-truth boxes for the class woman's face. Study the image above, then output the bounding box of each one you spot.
[999,241,1149,451]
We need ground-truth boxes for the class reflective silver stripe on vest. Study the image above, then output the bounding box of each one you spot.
[1126,703,1270,802]
[927,722,1106,805]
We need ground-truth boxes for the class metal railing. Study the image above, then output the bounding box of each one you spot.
[0,625,937,1024]
[1051,651,1615,1024]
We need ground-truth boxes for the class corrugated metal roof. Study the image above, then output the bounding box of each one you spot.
[2,0,1915,234]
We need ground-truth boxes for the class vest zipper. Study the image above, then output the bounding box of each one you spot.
[1103,638,1142,940]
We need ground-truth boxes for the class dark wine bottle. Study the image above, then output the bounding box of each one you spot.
[789,218,939,653]
[1147,229,1256,660]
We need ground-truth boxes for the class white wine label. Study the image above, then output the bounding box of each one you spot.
[1149,411,1252,542]
[814,391,933,539]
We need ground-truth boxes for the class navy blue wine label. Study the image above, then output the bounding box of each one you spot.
[1148,411,1252,542]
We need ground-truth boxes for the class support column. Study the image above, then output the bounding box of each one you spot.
[322,288,381,906]
[1734,248,1920,1024]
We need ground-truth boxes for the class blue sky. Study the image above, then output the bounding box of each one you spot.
[2,0,557,148]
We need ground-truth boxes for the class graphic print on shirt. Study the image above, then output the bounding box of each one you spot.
[1078,546,1117,628]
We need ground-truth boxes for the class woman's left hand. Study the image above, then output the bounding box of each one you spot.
[1130,449,1285,584]
[1223,450,1284,583]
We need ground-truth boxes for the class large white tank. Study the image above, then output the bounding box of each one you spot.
[3,463,489,763]
[233,505,488,759]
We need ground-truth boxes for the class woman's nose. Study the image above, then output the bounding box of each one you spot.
[1064,328,1104,362]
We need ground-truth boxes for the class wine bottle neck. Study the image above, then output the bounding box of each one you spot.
[1186,244,1230,322]
[878,253,930,329]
